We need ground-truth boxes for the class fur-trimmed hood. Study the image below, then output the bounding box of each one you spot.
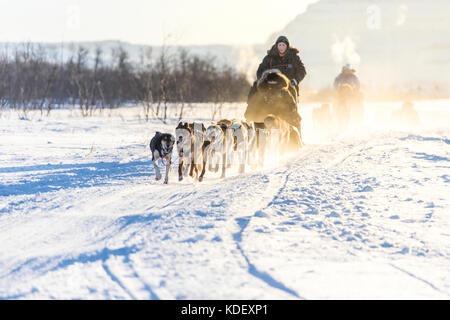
[257,68,290,91]
[267,45,300,58]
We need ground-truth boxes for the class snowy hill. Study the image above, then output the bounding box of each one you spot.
[0,40,257,71]
[5,0,448,95]
[266,0,450,92]
[0,101,449,299]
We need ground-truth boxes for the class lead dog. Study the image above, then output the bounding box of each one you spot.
[150,131,175,184]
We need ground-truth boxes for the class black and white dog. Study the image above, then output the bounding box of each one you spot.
[200,122,226,181]
[149,132,175,184]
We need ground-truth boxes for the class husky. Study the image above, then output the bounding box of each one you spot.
[199,123,226,181]
[242,121,267,168]
[264,114,300,154]
[149,132,175,184]
[252,121,269,167]
[215,119,233,178]
[175,122,205,181]
[228,119,249,173]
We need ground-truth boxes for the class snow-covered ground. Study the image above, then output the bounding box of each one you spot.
[0,100,449,299]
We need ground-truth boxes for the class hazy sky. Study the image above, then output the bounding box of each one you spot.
[0,0,318,45]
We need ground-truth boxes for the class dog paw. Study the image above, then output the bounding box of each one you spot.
[179,176,183,181]
[155,176,161,181]
[199,176,203,182]
[164,179,168,184]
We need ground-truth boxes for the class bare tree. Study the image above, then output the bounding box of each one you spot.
[137,47,156,121]
[0,42,250,116]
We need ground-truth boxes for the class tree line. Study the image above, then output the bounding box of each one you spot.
[0,43,250,119]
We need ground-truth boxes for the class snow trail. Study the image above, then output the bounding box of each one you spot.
[0,101,449,299]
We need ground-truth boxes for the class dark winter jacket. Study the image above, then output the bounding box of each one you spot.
[256,45,307,85]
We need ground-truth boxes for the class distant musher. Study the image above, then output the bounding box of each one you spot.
[334,64,360,91]
[333,64,364,129]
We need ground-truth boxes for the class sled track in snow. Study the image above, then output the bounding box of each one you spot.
[2,121,450,299]
[232,172,302,299]
[102,261,137,299]
[231,148,315,299]
[389,264,447,296]
[102,255,161,300]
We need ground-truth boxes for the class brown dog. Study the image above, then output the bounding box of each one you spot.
[175,122,205,181]
[264,114,301,154]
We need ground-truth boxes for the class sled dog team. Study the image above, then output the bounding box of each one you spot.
[150,116,302,184]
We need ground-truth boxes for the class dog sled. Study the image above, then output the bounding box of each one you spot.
[244,69,302,132]
[150,69,304,184]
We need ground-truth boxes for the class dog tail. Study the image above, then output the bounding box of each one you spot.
[150,131,162,151]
